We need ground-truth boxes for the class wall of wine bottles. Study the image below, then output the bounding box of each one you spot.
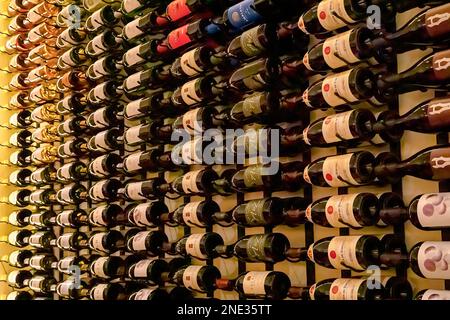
[0,0,448,301]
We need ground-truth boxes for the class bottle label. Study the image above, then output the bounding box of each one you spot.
[418,241,450,279]
[8,230,20,245]
[327,236,365,271]
[89,206,107,226]
[430,147,450,180]
[246,234,267,262]
[182,265,203,291]
[182,201,204,227]
[91,108,109,128]
[133,288,156,300]
[57,234,72,249]
[325,194,362,228]
[243,165,265,188]
[124,18,143,40]
[57,281,72,297]
[90,155,107,177]
[9,132,19,147]
[8,251,20,266]
[132,231,150,251]
[124,45,145,67]
[90,233,107,252]
[308,283,317,300]
[62,141,74,157]
[125,99,144,119]
[417,193,450,228]
[29,277,45,293]
[181,137,203,165]
[130,203,154,227]
[329,278,366,300]
[226,0,263,31]
[242,93,264,117]
[125,72,142,91]
[167,0,192,21]
[322,153,360,187]
[317,0,356,31]
[242,271,270,295]
[58,210,73,226]
[168,24,192,50]
[89,181,107,201]
[322,29,360,69]
[92,131,111,152]
[181,48,203,77]
[125,125,144,145]
[244,199,267,226]
[433,49,450,80]
[425,4,450,39]
[181,79,202,105]
[9,170,19,185]
[426,97,450,129]
[132,259,152,278]
[91,257,109,278]
[305,204,313,223]
[58,164,71,181]
[322,110,356,143]
[182,108,201,135]
[126,182,146,200]
[182,170,202,194]
[29,190,44,204]
[421,289,450,300]
[124,152,144,172]
[303,52,312,71]
[58,256,74,272]
[91,284,108,300]
[185,233,207,259]
[9,152,19,165]
[303,165,312,184]
[240,26,264,57]
[28,233,43,246]
[92,59,108,79]
[123,0,141,13]
[322,69,358,107]
[88,8,105,30]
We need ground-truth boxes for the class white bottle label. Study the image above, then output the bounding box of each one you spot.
[133,288,157,300]
[132,231,150,251]
[89,35,107,55]
[57,234,72,249]
[57,186,73,204]
[28,233,43,246]
[90,233,107,252]
[89,180,106,201]
[29,276,46,292]
[91,284,108,300]
[58,256,74,272]
[322,69,358,107]
[132,259,152,277]
[325,194,362,228]
[317,0,356,31]
[329,278,366,300]
[417,241,450,279]
[92,58,108,79]
[124,151,144,172]
[185,233,207,259]
[130,203,154,227]
[92,131,111,152]
[182,201,203,227]
[242,271,270,295]
[124,45,145,66]
[9,170,19,185]
[322,153,360,187]
[9,132,19,146]
[8,230,20,245]
[88,9,104,30]
[125,99,143,118]
[89,206,107,226]
[125,125,143,145]
[9,152,19,165]
[89,155,107,177]
[182,265,203,291]
[125,72,142,91]
[91,257,109,278]
[29,255,44,269]
[58,210,73,226]
[327,236,364,270]
[123,0,141,13]
[422,290,450,300]
[124,18,143,39]
[323,29,360,69]
[181,137,203,165]
[181,79,202,105]
[8,251,20,266]
[181,48,202,76]
[417,193,450,228]
[181,170,201,194]
[126,182,146,200]
[322,110,356,143]
[57,281,72,297]
[182,108,201,135]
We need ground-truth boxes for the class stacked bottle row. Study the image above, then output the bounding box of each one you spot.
[0,0,450,301]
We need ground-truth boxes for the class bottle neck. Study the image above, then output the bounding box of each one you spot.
[373,160,417,178]
[283,209,306,227]
[214,244,234,257]
[379,207,409,225]
[215,278,235,291]
[287,286,309,300]
[285,247,308,261]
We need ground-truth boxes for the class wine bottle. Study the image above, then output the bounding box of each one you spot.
[28,254,58,272]
[32,125,59,144]
[31,104,59,123]
[56,232,89,252]
[89,178,122,202]
[3,249,33,268]
[120,0,168,17]
[128,288,170,301]
[8,14,31,35]
[381,276,412,300]
[88,153,122,179]
[57,255,92,275]
[87,80,123,104]
[30,166,57,186]
[86,55,123,81]
[56,184,88,205]
[58,138,89,158]
[121,64,173,99]
[9,53,34,72]
[303,66,376,110]
[10,110,32,128]
[28,188,58,206]
[58,46,89,70]
[86,29,123,57]
[6,209,32,227]
[172,199,221,228]
[56,93,89,115]
[3,229,32,247]
[415,289,450,300]
[374,145,450,183]
[57,115,88,137]
[56,27,87,50]
[56,70,92,92]
[57,161,88,183]
[171,75,222,109]
[171,168,219,195]
[27,231,56,249]
[171,265,221,293]
[5,270,32,289]
[127,257,187,284]
[28,210,56,229]
[31,145,58,165]
[87,128,122,153]
[304,151,375,187]
[377,49,450,95]
[231,233,304,263]
[120,178,170,201]
[28,275,57,295]
[27,40,59,66]
[120,40,169,71]
[123,121,174,146]
[29,82,60,104]
[57,280,125,300]
[9,92,33,110]
[173,232,226,260]
[126,230,170,256]
[4,291,34,300]
[410,241,450,279]
[56,209,89,228]
[305,193,380,228]
[216,271,291,300]
[8,189,32,207]
[125,201,169,228]
[121,149,180,175]
[88,204,126,228]
[308,278,384,300]
[85,5,122,33]
[89,230,138,254]
[307,235,405,271]
[123,92,174,120]
[9,168,32,187]
[89,256,127,279]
